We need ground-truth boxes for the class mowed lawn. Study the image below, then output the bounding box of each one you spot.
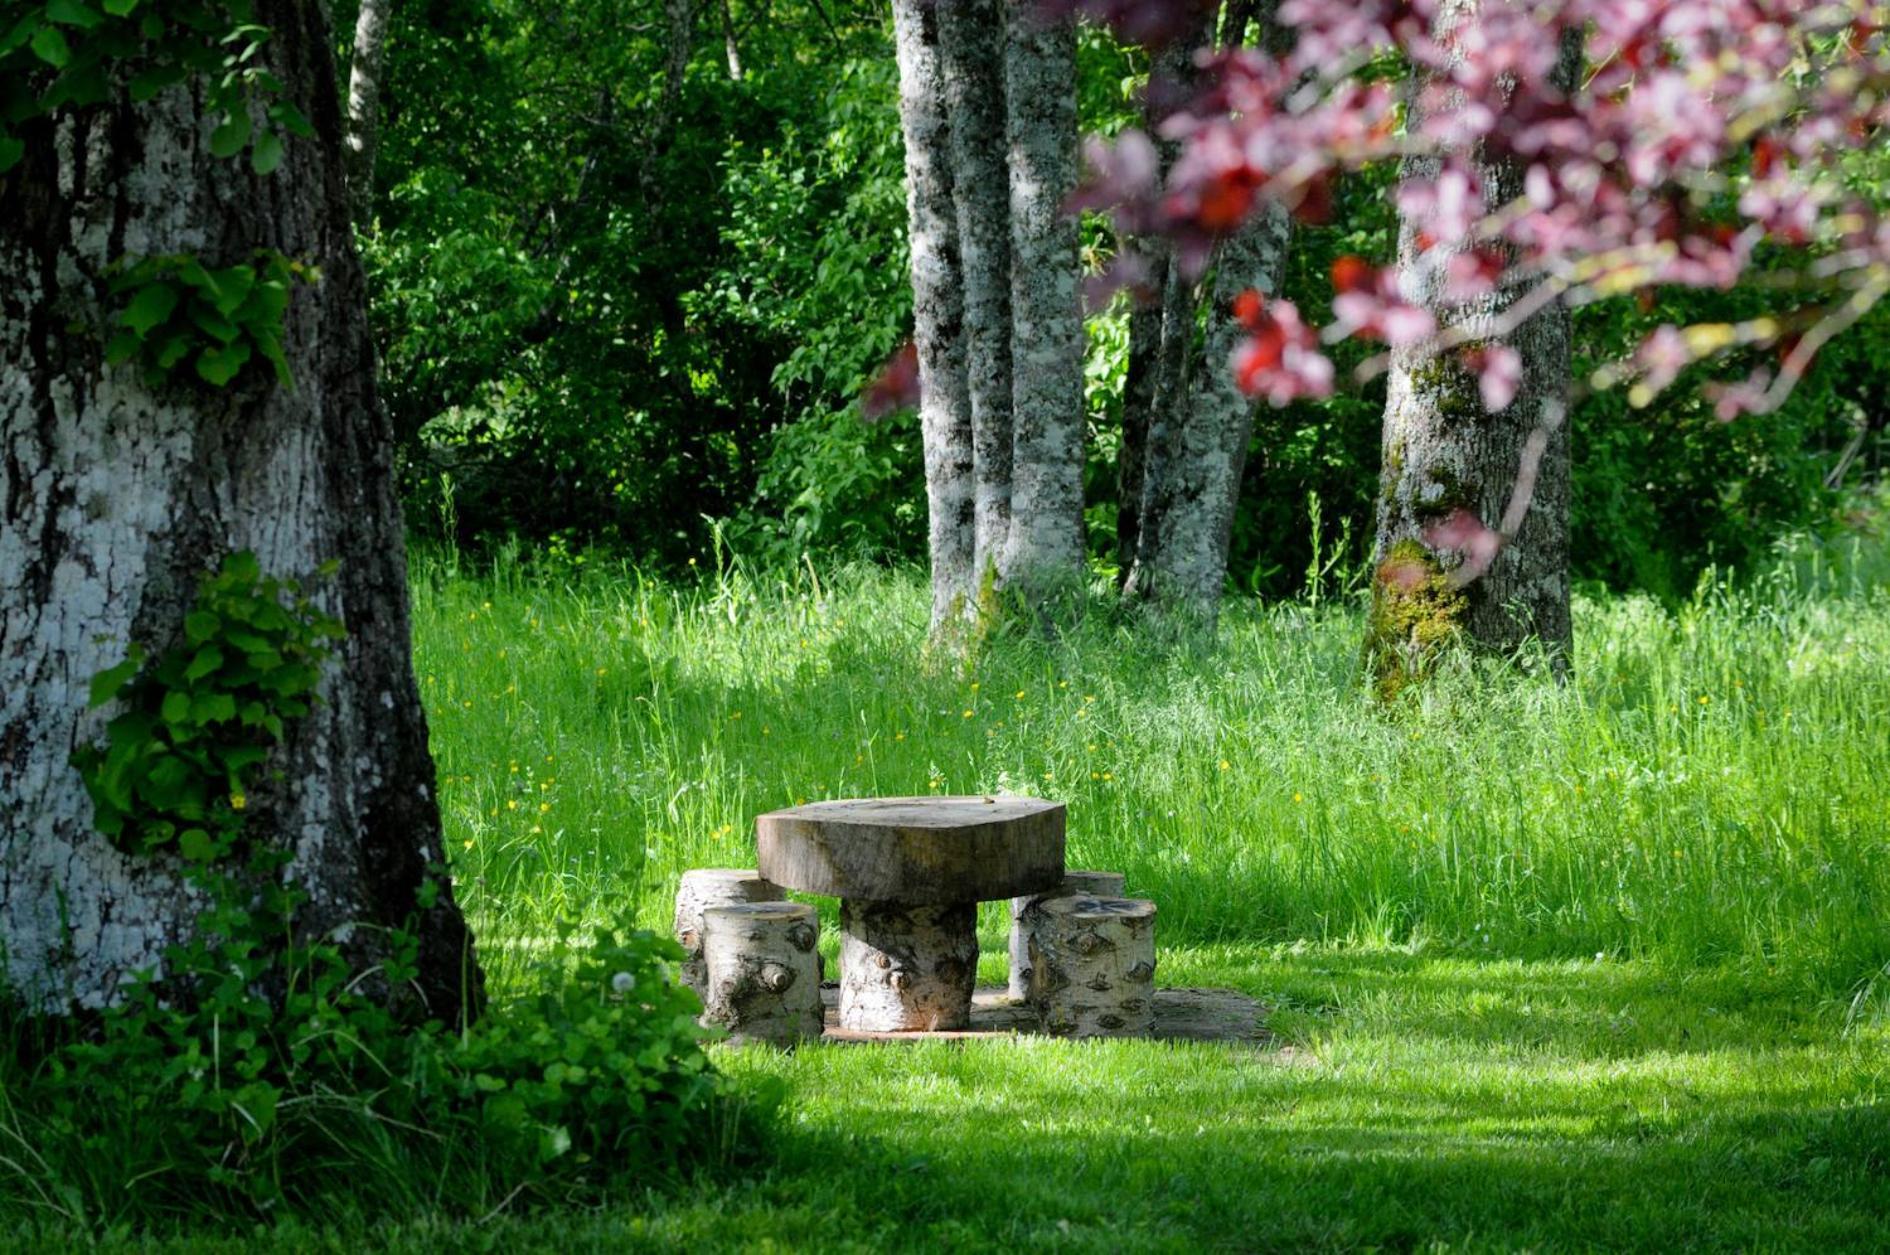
[384,545,1890,1250]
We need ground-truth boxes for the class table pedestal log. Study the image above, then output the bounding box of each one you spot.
[1008,870,1126,1000]
[674,869,784,998]
[838,899,978,1031]
[1026,896,1157,1038]
[701,901,823,1046]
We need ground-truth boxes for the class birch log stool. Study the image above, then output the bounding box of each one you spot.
[1009,870,1125,1000]
[673,868,784,998]
[1026,895,1157,1038]
[756,796,1065,1031]
[699,901,823,1045]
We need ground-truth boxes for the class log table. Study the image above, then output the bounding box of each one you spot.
[755,796,1065,1032]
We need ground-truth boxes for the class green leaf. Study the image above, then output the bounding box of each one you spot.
[88,654,141,707]
[209,110,251,159]
[250,129,282,176]
[184,645,224,682]
[104,329,140,365]
[220,745,266,773]
[153,333,193,371]
[189,306,239,344]
[207,264,255,316]
[45,0,101,30]
[253,329,293,389]
[223,551,261,583]
[161,690,191,725]
[192,692,237,724]
[177,828,218,862]
[101,0,138,14]
[184,610,221,643]
[195,339,251,386]
[120,282,179,337]
[129,64,185,102]
[267,102,315,139]
[0,136,23,174]
[29,24,70,67]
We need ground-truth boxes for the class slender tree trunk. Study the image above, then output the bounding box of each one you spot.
[0,0,477,1015]
[1122,2,1289,622]
[892,0,976,631]
[720,0,744,80]
[344,0,392,226]
[1115,250,1167,582]
[1365,15,1576,698]
[1000,0,1087,604]
[1125,208,1290,617]
[938,0,1015,588]
[1114,21,1200,589]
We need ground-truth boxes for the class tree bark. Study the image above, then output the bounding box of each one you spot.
[1026,894,1156,1037]
[837,899,978,1032]
[344,0,392,227]
[720,0,745,81]
[672,867,783,998]
[999,0,1087,605]
[938,0,1015,587]
[1120,2,1291,624]
[1365,16,1576,698]
[1124,208,1290,618]
[700,901,822,1046]
[1009,869,1124,1000]
[0,0,478,1017]
[892,0,976,633]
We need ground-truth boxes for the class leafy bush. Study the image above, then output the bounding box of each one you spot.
[0,862,727,1228]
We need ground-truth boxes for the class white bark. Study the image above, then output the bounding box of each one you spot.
[1026,895,1157,1037]
[1009,870,1125,1000]
[700,901,823,1046]
[1125,208,1291,620]
[344,0,392,225]
[892,0,976,631]
[837,898,977,1031]
[0,0,475,1015]
[939,0,1015,585]
[672,868,783,998]
[999,0,1086,604]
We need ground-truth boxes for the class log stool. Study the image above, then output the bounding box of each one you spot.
[1026,895,1156,1037]
[699,900,823,1046]
[1009,870,1126,1000]
[757,796,1065,1031]
[673,868,784,998]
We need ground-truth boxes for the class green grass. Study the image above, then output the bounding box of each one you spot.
[419,539,1890,1000]
[11,537,1890,1249]
[365,537,1890,1250]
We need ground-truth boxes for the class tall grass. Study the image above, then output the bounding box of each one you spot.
[414,530,1890,1001]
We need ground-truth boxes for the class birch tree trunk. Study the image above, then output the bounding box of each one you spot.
[0,0,478,1016]
[1120,4,1289,623]
[938,0,1015,587]
[999,0,1086,606]
[1365,16,1577,697]
[344,0,392,227]
[1123,208,1290,619]
[1114,22,1200,588]
[892,0,976,632]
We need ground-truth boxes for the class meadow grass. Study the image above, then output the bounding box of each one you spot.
[417,537,1890,1004]
[281,534,1888,1251]
[10,539,1887,1250]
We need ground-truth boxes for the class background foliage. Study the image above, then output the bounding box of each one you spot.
[362,1,1886,594]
